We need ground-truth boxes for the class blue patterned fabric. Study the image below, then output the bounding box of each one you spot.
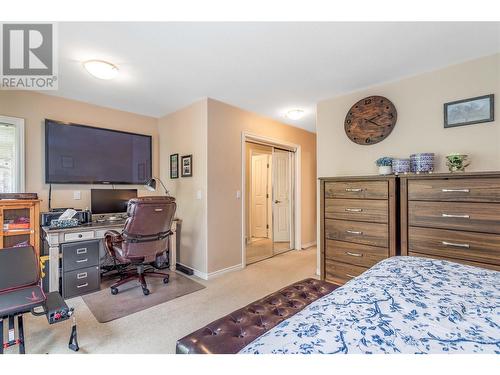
[240,256,500,354]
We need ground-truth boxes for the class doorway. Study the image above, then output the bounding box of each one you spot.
[245,141,295,265]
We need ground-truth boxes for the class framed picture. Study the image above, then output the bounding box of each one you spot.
[444,94,494,128]
[170,153,179,179]
[181,154,193,177]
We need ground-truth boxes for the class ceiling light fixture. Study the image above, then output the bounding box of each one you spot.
[285,109,305,120]
[83,60,119,80]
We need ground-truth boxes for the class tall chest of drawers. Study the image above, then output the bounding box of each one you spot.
[320,176,398,285]
[400,172,500,271]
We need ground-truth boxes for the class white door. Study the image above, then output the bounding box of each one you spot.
[272,150,291,242]
[251,154,269,238]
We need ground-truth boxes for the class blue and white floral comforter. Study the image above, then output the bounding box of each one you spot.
[240,256,500,354]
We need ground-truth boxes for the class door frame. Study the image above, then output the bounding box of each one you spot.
[241,131,301,268]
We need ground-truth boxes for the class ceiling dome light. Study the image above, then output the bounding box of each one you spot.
[285,109,305,120]
[83,60,119,80]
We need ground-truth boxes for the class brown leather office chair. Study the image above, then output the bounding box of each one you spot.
[104,196,176,296]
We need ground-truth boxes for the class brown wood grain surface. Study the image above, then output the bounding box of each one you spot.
[325,198,388,223]
[408,178,500,202]
[344,96,397,145]
[325,239,388,268]
[409,201,500,234]
[325,219,388,248]
[325,259,367,285]
[324,180,388,200]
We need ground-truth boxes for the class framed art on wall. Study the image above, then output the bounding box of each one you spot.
[444,94,494,128]
[181,154,193,177]
[170,153,179,179]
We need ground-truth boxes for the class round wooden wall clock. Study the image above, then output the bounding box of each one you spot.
[344,96,397,145]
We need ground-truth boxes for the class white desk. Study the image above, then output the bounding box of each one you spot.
[42,219,180,293]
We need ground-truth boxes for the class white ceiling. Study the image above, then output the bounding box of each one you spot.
[50,22,500,132]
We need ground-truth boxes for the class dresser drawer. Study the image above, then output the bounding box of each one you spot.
[409,201,500,234]
[408,252,500,272]
[64,231,95,242]
[325,259,367,285]
[325,199,388,223]
[325,181,388,200]
[63,265,100,299]
[408,227,500,266]
[325,219,388,248]
[325,239,388,268]
[408,178,500,202]
[62,240,100,272]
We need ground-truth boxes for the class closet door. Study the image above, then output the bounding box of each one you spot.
[272,149,294,254]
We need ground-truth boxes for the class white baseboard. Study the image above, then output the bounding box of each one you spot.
[189,263,244,280]
[301,241,317,249]
[207,263,243,279]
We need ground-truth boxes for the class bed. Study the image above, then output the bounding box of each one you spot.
[177,256,500,354]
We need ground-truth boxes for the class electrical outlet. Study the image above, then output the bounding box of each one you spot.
[236,190,241,199]
[73,191,81,200]
[196,190,202,200]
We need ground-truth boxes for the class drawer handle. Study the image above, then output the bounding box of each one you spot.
[345,251,363,257]
[76,248,88,255]
[346,230,363,235]
[345,188,363,192]
[76,283,89,289]
[77,272,88,279]
[76,258,88,263]
[442,241,470,249]
[345,208,363,212]
[441,188,470,193]
[441,213,470,219]
[346,273,357,278]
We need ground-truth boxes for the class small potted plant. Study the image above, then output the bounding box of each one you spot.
[375,157,393,175]
[446,153,470,172]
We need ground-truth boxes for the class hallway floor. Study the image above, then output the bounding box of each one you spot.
[18,247,317,354]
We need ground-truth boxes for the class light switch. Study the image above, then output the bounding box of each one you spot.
[73,191,81,200]
[196,190,202,200]
[236,190,241,199]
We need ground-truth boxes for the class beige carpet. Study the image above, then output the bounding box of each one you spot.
[82,272,205,323]
[17,247,317,354]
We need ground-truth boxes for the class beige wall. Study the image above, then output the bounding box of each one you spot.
[0,91,159,212]
[207,98,317,274]
[317,54,500,178]
[158,100,208,273]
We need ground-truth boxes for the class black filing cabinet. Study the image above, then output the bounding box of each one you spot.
[62,239,100,298]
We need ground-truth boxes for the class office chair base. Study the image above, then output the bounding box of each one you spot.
[109,268,170,296]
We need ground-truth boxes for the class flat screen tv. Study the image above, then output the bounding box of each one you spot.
[45,119,152,184]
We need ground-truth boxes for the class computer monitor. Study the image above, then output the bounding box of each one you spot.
[91,189,138,215]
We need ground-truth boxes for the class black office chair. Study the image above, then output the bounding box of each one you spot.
[104,196,176,296]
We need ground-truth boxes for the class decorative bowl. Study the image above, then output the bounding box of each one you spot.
[410,153,435,173]
[392,158,411,174]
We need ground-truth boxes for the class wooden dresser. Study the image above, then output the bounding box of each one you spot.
[400,172,500,271]
[320,176,398,285]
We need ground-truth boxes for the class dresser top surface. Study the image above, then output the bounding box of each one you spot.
[319,175,397,181]
[399,171,500,180]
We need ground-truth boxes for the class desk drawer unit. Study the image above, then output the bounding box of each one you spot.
[320,176,397,286]
[62,240,100,272]
[63,266,100,299]
[401,172,500,271]
[62,239,100,298]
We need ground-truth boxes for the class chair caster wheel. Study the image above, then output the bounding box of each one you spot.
[163,276,170,284]
[142,288,150,296]
[111,287,119,295]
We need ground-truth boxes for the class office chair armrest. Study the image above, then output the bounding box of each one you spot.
[104,230,123,256]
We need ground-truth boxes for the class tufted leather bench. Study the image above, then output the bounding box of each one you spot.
[176,278,337,354]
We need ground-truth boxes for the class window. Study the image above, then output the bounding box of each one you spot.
[0,116,25,193]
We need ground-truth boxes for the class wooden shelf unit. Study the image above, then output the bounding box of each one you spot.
[0,199,41,256]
